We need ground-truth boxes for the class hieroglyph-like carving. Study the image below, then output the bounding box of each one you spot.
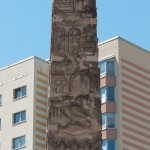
[47,0,102,149]
[69,28,81,55]
[54,28,65,56]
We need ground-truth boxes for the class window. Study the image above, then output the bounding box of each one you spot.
[102,140,115,150]
[107,87,115,101]
[0,119,1,129]
[0,95,2,106]
[100,87,114,103]
[107,61,114,76]
[12,136,25,149]
[99,59,115,77]
[13,111,26,124]
[101,87,107,102]
[102,113,115,130]
[14,86,26,100]
[100,61,106,76]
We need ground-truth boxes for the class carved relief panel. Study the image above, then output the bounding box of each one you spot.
[51,61,65,76]
[53,27,65,56]
[54,0,74,12]
[69,28,81,55]
[82,27,97,54]
[54,0,96,15]
[50,78,68,94]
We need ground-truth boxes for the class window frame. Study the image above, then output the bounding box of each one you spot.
[99,59,115,78]
[102,139,116,150]
[13,86,27,100]
[100,87,115,103]
[13,110,26,125]
[106,60,115,76]
[12,135,26,150]
[102,113,116,130]
[99,61,106,76]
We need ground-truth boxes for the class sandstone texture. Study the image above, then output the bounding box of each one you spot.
[47,0,102,149]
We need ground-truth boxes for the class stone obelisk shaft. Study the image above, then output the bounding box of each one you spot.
[47,0,102,149]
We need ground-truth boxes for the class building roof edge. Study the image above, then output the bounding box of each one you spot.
[0,56,48,71]
[98,36,119,46]
[98,36,150,55]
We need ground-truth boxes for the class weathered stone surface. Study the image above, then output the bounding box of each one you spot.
[47,0,102,149]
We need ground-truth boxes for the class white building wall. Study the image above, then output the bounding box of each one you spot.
[0,57,49,150]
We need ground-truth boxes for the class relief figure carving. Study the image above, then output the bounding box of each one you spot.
[83,0,96,13]
[51,61,65,76]
[83,27,96,42]
[54,28,65,56]
[83,27,97,54]
[69,28,81,55]
[62,19,79,26]
[84,61,98,69]
[55,79,67,93]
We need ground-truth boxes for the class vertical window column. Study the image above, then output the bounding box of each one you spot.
[102,113,116,130]
[106,61,115,76]
[100,87,115,103]
[100,61,106,77]
[102,140,115,150]
[99,59,115,77]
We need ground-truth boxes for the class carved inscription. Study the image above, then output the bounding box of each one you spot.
[83,27,97,54]
[62,20,79,26]
[54,28,65,56]
[69,28,81,55]
[55,80,67,93]
[51,61,65,76]
[54,0,74,12]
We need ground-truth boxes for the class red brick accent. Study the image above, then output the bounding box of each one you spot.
[121,73,150,88]
[101,102,116,113]
[121,65,150,81]
[122,95,150,110]
[100,76,116,88]
[122,117,150,131]
[122,87,150,103]
[123,132,150,146]
[122,102,150,117]
[102,129,117,140]
[122,124,150,139]
[123,140,147,150]
[122,80,150,95]
[122,109,150,124]
[121,58,150,75]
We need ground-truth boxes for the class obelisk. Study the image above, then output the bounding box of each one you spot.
[47,0,102,149]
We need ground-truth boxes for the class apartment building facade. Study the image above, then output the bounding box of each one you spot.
[98,37,150,150]
[0,57,49,150]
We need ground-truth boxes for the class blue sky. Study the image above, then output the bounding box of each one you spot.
[0,0,150,68]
